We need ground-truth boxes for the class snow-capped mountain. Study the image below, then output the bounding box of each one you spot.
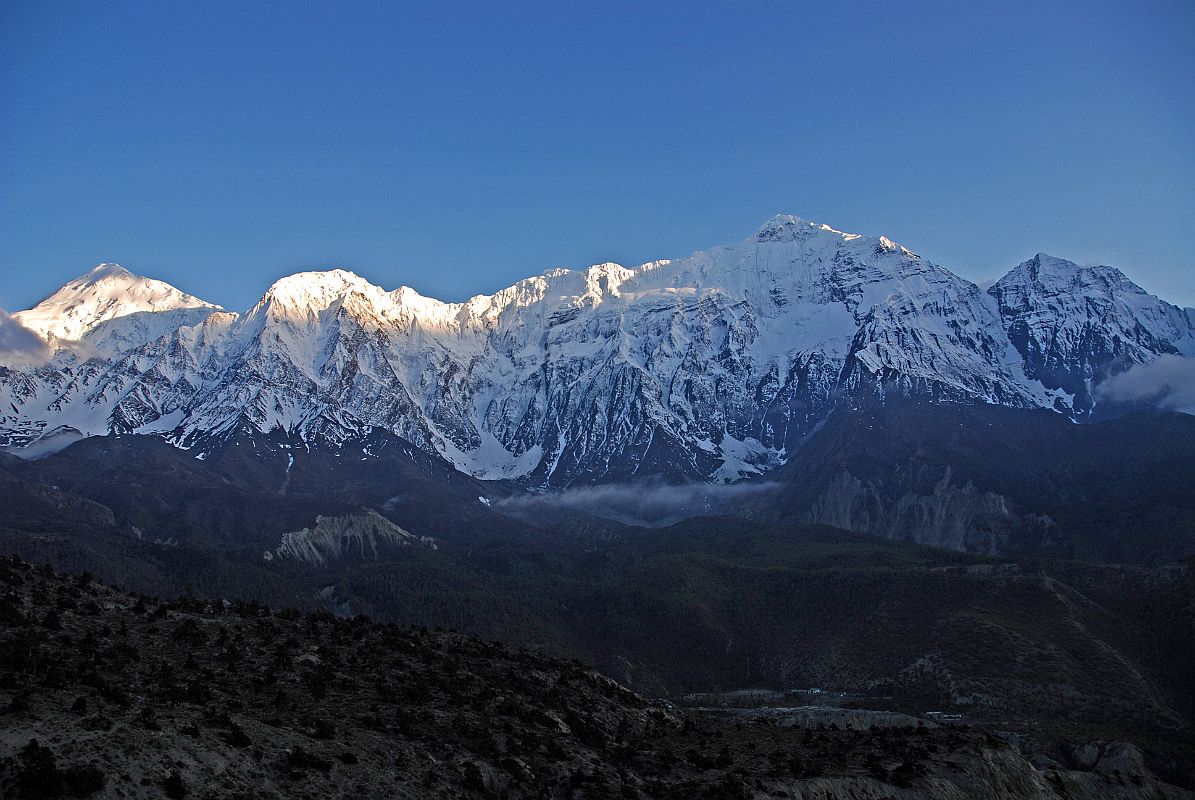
[989,253,1195,412]
[2,216,1193,486]
[12,263,221,355]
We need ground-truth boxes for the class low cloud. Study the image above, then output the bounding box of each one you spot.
[1098,355,1195,414]
[0,309,51,368]
[494,479,780,527]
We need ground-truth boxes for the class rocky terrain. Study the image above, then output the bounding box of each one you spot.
[2,558,1192,799]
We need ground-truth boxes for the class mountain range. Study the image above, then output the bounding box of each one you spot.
[4,215,1193,486]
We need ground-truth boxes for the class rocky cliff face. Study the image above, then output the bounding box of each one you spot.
[799,466,1041,553]
[3,217,1192,486]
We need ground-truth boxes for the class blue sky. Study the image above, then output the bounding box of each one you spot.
[2,0,1193,311]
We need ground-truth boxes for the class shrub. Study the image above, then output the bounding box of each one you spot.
[223,723,252,748]
[286,747,332,771]
[16,739,63,798]
[163,770,187,798]
[61,763,105,796]
[463,760,488,791]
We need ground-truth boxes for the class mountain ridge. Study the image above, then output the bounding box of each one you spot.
[2,216,1192,486]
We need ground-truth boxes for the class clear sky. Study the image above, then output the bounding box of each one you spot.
[2,0,1193,312]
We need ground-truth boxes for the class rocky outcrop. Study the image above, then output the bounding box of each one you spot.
[801,466,1054,553]
[264,510,432,566]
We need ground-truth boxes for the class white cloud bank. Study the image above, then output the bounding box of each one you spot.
[1098,355,1195,414]
[0,309,51,368]
[494,479,779,527]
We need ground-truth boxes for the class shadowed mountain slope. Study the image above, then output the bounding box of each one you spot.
[749,402,1195,563]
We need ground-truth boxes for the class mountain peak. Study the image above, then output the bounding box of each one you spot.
[1000,253,1131,293]
[255,269,392,318]
[755,214,843,242]
[265,268,371,294]
[752,215,914,256]
[84,263,134,281]
[264,271,375,302]
[13,264,219,343]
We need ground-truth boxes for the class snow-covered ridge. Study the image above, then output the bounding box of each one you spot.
[2,216,1192,485]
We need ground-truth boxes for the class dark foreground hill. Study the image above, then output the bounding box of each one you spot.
[4,496,1195,788]
[1,558,1192,800]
